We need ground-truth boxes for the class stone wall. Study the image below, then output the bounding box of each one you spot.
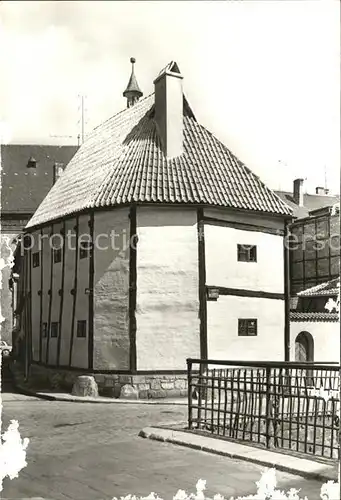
[95,373,188,399]
[26,364,188,398]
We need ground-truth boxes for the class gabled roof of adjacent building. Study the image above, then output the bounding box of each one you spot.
[297,278,340,298]
[290,312,339,322]
[26,65,292,229]
[274,191,340,220]
[1,144,78,215]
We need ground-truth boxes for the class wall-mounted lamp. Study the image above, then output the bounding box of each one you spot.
[207,287,219,301]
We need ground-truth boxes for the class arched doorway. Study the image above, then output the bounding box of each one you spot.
[295,331,314,386]
[295,331,314,362]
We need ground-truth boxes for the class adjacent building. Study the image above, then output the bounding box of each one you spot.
[13,60,293,397]
[290,278,340,363]
[0,145,78,343]
[276,179,340,295]
[276,179,340,363]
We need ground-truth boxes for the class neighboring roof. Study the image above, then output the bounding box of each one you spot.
[1,145,78,214]
[274,191,340,220]
[297,278,340,298]
[290,312,339,322]
[309,202,340,217]
[26,91,292,229]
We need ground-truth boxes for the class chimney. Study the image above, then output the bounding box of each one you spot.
[293,178,304,206]
[316,186,329,195]
[53,163,64,184]
[154,61,183,158]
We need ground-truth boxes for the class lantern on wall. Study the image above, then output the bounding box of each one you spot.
[207,287,219,301]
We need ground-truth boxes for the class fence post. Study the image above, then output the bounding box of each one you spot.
[187,359,193,430]
[265,366,271,449]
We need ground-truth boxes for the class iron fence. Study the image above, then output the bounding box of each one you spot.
[187,359,340,459]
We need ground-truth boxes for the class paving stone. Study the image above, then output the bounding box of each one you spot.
[1,389,328,500]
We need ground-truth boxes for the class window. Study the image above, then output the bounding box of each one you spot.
[238,319,257,336]
[32,252,40,268]
[42,322,48,338]
[77,320,87,338]
[50,322,59,338]
[79,240,92,259]
[53,248,62,263]
[237,244,257,262]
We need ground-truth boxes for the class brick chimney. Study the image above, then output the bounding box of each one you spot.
[154,61,183,158]
[53,163,64,184]
[316,186,329,195]
[293,178,304,206]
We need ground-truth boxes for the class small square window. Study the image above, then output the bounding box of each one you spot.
[51,322,59,338]
[33,252,40,268]
[77,320,87,338]
[238,319,257,336]
[237,244,257,262]
[53,248,62,263]
[42,322,48,338]
[79,240,92,259]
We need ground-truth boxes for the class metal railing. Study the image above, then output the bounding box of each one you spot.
[187,359,340,459]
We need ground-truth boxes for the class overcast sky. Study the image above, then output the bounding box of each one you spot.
[0,1,339,194]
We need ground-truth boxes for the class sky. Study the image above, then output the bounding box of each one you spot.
[0,0,340,194]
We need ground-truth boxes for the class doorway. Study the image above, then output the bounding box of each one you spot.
[295,331,314,362]
[295,331,314,386]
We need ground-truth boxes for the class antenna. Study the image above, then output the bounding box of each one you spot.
[277,160,286,191]
[78,94,87,144]
[50,135,74,139]
[49,134,80,146]
[324,165,328,191]
[49,95,87,147]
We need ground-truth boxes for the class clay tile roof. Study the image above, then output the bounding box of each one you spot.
[290,312,339,322]
[1,144,78,214]
[297,278,340,298]
[26,93,292,229]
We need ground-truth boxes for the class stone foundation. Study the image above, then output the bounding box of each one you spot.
[26,364,188,398]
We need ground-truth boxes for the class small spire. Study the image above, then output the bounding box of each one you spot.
[123,57,143,108]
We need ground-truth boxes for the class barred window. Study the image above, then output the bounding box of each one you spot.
[238,319,257,336]
[53,248,62,264]
[33,252,40,268]
[51,322,59,338]
[77,320,87,338]
[79,241,92,259]
[237,244,257,262]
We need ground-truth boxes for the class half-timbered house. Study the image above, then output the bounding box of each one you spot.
[14,60,293,397]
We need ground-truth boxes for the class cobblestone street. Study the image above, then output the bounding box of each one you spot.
[2,390,324,500]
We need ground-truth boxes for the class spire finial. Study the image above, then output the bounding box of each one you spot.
[123,57,143,108]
